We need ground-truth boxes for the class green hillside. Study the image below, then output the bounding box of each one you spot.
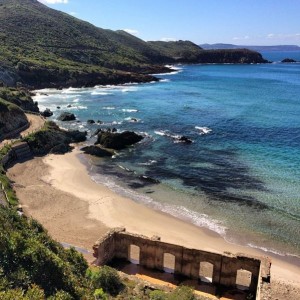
[0,0,268,89]
[0,0,164,88]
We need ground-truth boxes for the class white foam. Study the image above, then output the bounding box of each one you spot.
[138,160,157,166]
[246,243,300,258]
[154,130,167,136]
[165,64,183,71]
[195,126,212,135]
[102,106,116,110]
[122,109,138,113]
[153,70,181,76]
[160,79,171,82]
[91,91,112,96]
[90,171,226,236]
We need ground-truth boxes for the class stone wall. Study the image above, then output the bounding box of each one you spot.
[93,228,271,298]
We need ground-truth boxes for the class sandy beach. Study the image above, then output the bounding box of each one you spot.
[7,148,300,298]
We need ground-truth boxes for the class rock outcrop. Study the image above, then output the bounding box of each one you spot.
[0,99,28,138]
[24,121,87,155]
[57,112,76,121]
[81,145,114,157]
[95,130,143,150]
[282,58,297,63]
[41,108,53,118]
[0,87,39,113]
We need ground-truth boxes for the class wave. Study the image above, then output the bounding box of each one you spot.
[91,91,112,96]
[138,160,157,166]
[67,105,87,110]
[121,109,138,113]
[165,64,183,71]
[246,243,300,259]
[160,79,171,82]
[124,117,140,123]
[154,130,193,143]
[195,126,212,135]
[89,171,226,236]
[102,106,116,110]
[153,70,182,76]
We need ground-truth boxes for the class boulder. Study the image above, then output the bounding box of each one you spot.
[81,145,114,157]
[66,130,87,142]
[96,130,143,150]
[41,108,53,117]
[57,112,76,121]
[87,119,95,124]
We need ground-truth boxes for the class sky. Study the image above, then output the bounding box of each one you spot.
[38,0,300,46]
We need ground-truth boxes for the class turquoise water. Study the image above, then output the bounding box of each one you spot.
[35,55,300,257]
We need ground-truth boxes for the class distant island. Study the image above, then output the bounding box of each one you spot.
[0,0,268,90]
[200,43,300,52]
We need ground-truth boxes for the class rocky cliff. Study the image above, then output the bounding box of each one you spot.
[0,99,28,138]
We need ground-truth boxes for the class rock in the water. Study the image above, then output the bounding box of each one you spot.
[178,136,193,144]
[96,130,143,150]
[139,175,160,184]
[282,58,297,63]
[41,108,53,117]
[87,119,95,124]
[81,145,114,157]
[67,104,72,108]
[66,130,87,142]
[57,112,76,121]
[97,120,103,124]
[57,106,61,109]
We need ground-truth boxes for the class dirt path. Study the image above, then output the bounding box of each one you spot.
[0,113,45,148]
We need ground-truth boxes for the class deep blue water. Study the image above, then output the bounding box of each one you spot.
[35,54,300,257]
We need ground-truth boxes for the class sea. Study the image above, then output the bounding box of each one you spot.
[35,51,300,259]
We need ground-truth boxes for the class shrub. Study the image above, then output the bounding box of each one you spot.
[86,266,123,296]
[168,286,196,300]
[149,289,167,300]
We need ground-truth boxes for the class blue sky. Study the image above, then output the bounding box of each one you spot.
[39,0,300,46]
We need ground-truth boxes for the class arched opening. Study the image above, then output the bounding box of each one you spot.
[199,262,213,283]
[236,269,252,290]
[163,253,175,273]
[128,245,140,265]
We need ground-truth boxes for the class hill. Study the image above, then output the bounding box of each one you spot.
[0,0,166,88]
[150,41,268,63]
[200,43,300,52]
[0,0,268,89]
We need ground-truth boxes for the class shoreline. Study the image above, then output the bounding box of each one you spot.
[7,147,300,285]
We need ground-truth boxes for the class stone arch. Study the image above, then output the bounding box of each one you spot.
[163,253,176,273]
[236,269,252,290]
[128,244,140,265]
[199,261,214,283]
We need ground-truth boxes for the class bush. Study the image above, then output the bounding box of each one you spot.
[168,286,196,300]
[86,266,123,296]
[93,288,108,300]
[149,289,167,300]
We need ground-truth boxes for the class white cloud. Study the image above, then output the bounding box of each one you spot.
[123,29,139,36]
[233,35,251,41]
[160,37,177,42]
[39,0,69,4]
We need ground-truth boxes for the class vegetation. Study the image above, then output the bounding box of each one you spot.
[23,121,87,155]
[0,87,38,112]
[0,205,92,299]
[0,0,267,88]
